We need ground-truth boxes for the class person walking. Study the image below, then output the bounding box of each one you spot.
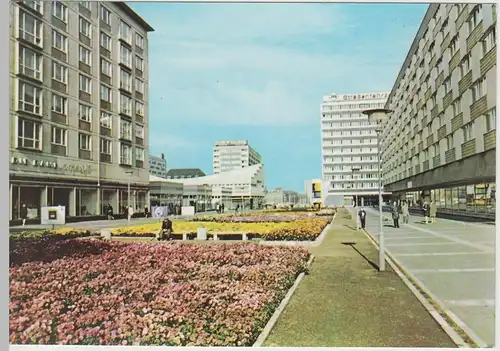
[127,205,134,222]
[144,205,149,218]
[107,204,114,220]
[422,201,430,224]
[20,204,28,226]
[391,202,400,228]
[430,200,437,224]
[358,207,367,229]
[221,203,225,213]
[401,201,409,224]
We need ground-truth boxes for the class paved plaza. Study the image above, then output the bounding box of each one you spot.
[363,208,495,347]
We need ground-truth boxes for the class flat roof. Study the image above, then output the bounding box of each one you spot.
[116,2,155,32]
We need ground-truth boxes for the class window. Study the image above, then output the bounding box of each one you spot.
[450,36,459,55]
[482,29,496,55]
[136,101,144,116]
[119,20,132,43]
[17,118,42,149]
[52,1,67,22]
[100,112,112,129]
[120,69,132,91]
[25,0,43,13]
[444,77,451,94]
[100,58,112,77]
[100,85,111,102]
[79,104,92,122]
[136,147,144,161]
[462,123,473,142]
[18,81,42,115]
[79,17,91,38]
[79,1,91,9]
[79,133,92,151]
[79,75,92,94]
[486,108,496,131]
[51,126,67,146]
[52,61,67,84]
[120,44,132,67]
[446,134,454,149]
[459,55,471,79]
[101,138,112,155]
[19,46,42,81]
[52,30,67,52]
[79,46,91,66]
[452,98,462,116]
[100,5,111,24]
[120,119,132,140]
[120,94,132,116]
[100,32,111,51]
[135,56,144,71]
[467,5,482,33]
[19,11,42,46]
[135,33,144,48]
[471,77,486,102]
[135,78,144,94]
[135,124,144,138]
[120,143,132,165]
[52,94,67,115]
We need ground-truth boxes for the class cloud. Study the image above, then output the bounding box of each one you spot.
[149,134,195,152]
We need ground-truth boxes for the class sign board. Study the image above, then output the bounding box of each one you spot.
[181,206,195,216]
[312,181,322,199]
[152,206,169,218]
[41,206,66,225]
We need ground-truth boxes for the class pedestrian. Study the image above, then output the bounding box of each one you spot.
[221,203,225,213]
[358,207,367,229]
[216,203,220,214]
[127,205,134,221]
[430,200,437,224]
[144,205,149,218]
[156,217,173,241]
[20,203,28,226]
[422,201,430,224]
[392,202,400,228]
[401,201,409,224]
[107,204,114,220]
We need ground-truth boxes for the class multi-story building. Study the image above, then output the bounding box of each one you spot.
[9,1,154,221]
[149,153,167,178]
[213,140,262,174]
[321,92,392,206]
[381,4,496,217]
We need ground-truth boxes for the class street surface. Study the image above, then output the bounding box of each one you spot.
[363,208,495,347]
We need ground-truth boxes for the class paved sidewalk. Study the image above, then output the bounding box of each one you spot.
[264,208,456,347]
[363,207,495,347]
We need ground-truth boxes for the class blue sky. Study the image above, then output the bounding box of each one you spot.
[129,2,428,192]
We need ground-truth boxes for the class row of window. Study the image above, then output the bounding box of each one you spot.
[16,118,145,165]
[323,138,377,145]
[330,182,378,189]
[322,103,385,111]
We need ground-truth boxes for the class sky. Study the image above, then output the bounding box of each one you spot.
[129,2,428,192]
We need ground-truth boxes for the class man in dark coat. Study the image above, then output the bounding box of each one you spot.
[358,207,367,229]
[20,204,28,226]
[391,202,400,228]
[157,217,173,241]
[107,204,114,220]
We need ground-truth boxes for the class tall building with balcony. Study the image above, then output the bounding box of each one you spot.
[321,92,392,206]
[381,4,496,218]
[9,1,154,221]
[213,140,263,174]
[149,153,167,178]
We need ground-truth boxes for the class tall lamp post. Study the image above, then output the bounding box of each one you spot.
[125,170,133,223]
[351,167,360,229]
[362,108,392,272]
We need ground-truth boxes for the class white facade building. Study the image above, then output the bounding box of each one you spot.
[213,140,262,174]
[320,92,392,206]
[149,154,167,178]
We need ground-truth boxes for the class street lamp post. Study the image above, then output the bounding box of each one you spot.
[362,108,392,272]
[125,171,133,223]
[351,167,360,230]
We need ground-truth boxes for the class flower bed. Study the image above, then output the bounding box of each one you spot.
[109,218,330,241]
[10,240,310,346]
[191,209,336,223]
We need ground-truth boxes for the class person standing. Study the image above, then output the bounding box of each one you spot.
[127,205,134,221]
[20,204,28,226]
[221,203,225,213]
[422,201,430,224]
[144,205,149,218]
[401,201,409,224]
[107,204,114,220]
[391,202,400,228]
[358,207,367,229]
[430,200,437,224]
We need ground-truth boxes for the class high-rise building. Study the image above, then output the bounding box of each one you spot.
[381,4,496,217]
[213,140,262,174]
[9,1,154,221]
[149,153,167,178]
[320,92,392,206]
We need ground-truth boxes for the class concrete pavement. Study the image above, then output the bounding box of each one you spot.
[362,208,495,347]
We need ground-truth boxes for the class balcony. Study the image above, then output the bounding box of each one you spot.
[445,148,456,163]
[426,133,434,146]
[480,46,496,76]
[466,22,484,52]
[436,72,444,87]
[470,96,488,121]
[432,154,441,168]
[423,160,430,171]
[483,130,496,151]
[441,33,451,54]
[418,141,424,153]
[431,105,439,119]
[455,5,469,30]
[451,113,464,133]
[461,139,476,158]
[458,70,473,95]
[437,125,447,140]
[449,50,461,72]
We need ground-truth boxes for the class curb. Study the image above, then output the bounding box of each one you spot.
[252,253,315,347]
[361,228,484,348]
